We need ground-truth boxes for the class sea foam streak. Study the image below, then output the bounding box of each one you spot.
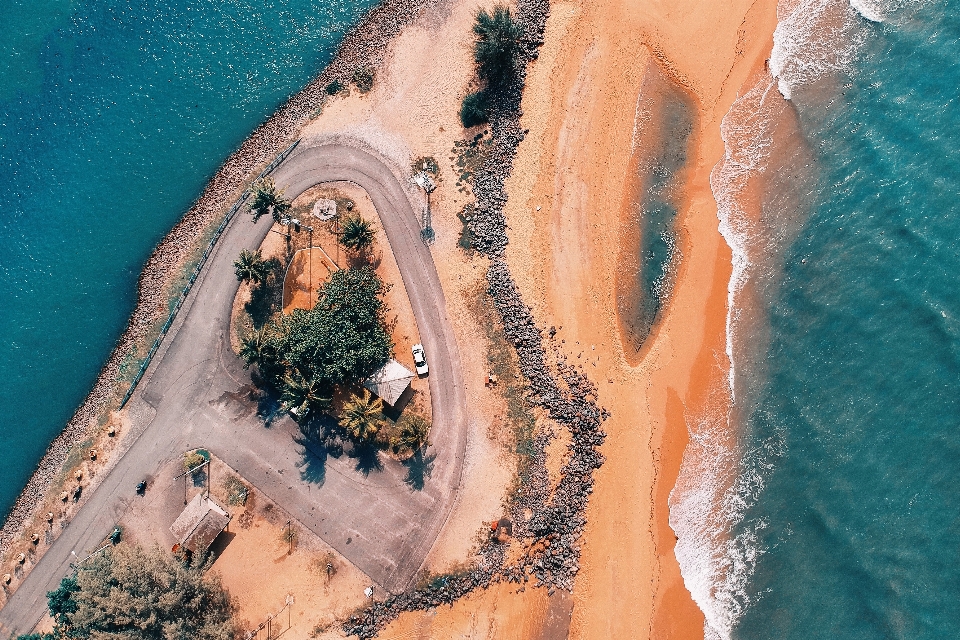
[669,1,879,637]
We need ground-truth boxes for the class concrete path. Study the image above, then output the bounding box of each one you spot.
[0,142,468,637]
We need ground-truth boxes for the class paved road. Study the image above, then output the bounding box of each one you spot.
[0,142,468,636]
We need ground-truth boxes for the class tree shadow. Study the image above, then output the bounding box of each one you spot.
[250,372,282,427]
[292,414,344,485]
[191,469,207,488]
[402,447,436,491]
[295,437,327,486]
[244,260,283,329]
[348,442,383,476]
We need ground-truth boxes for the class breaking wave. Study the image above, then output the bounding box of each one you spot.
[667,0,913,637]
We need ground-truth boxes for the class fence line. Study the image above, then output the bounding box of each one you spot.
[119,139,301,409]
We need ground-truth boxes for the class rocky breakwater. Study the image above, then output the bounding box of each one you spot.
[0,0,438,560]
[343,0,612,636]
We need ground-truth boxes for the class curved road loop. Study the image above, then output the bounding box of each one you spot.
[0,142,468,636]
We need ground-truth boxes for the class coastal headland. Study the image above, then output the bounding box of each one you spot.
[0,0,784,636]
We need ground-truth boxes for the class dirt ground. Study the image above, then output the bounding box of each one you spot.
[112,452,372,637]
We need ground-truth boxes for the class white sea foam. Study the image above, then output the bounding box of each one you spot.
[668,80,780,639]
[770,0,868,99]
[850,0,887,22]
[670,0,887,634]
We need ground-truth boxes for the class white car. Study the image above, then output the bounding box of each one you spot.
[412,343,429,376]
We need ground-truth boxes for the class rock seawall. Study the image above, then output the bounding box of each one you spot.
[344,0,612,636]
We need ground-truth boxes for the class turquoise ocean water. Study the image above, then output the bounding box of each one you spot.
[671,0,960,638]
[0,0,375,520]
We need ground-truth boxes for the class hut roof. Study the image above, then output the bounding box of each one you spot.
[363,359,414,406]
[170,494,230,554]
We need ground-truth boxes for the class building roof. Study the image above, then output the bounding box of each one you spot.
[363,359,414,406]
[170,494,231,554]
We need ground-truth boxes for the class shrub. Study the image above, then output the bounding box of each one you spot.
[338,214,376,252]
[222,475,248,506]
[460,91,489,128]
[37,544,235,639]
[325,80,344,95]
[353,67,375,93]
[254,267,393,392]
[183,450,206,472]
[249,177,291,223]
[472,5,522,87]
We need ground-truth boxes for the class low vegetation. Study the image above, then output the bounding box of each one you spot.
[183,449,207,472]
[338,214,376,254]
[389,412,431,455]
[338,389,385,444]
[19,543,235,640]
[460,4,522,128]
[352,67,375,93]
[233,248,270,284]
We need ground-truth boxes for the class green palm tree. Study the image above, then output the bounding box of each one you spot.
[249,177,291,223]
[239,326,272,370]
[339,389,384,443]
[234,248,270,284]
[281,369,332,420]
[390,414,431,454]
[338,215,376,253]
[473,5,521,87]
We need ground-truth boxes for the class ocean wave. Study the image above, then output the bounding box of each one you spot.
[669,0,903,637]
[770,0,867,99]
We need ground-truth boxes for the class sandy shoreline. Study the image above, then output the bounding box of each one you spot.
[0,0,436,562]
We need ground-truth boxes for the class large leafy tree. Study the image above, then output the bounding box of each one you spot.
[249,177,291,224]
[472,5,521,88]
[24,544,235,640]
[338,214,376,253]
[254,266,393,396]
[339,389,384,444]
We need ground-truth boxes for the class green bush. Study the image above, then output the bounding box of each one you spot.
[472,5,521,87]
[460,91,489,128]
[244,267,394,400]
[183,450,206,472]
[325,79,344,95]
[390,413,431,454]
[353,67,375,93]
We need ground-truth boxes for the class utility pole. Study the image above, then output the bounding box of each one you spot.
[307,226,314,300]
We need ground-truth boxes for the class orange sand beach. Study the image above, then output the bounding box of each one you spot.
[501,0,782,637]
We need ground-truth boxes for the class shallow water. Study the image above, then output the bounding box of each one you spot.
[0,0,376,520]
[672,0,960,638]
[616,63,694,358]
